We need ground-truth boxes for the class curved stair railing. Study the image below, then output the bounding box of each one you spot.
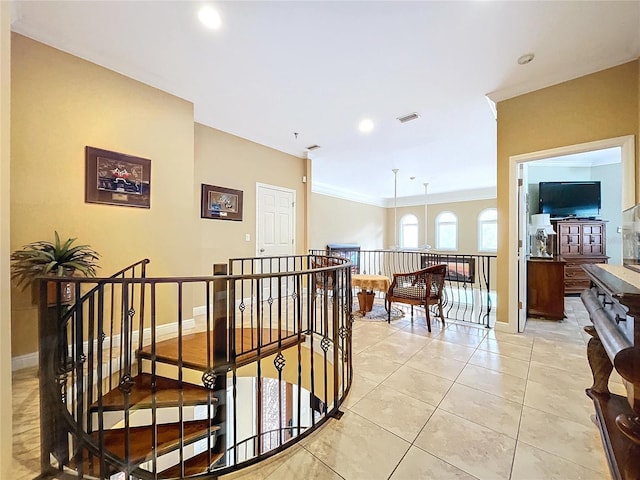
[37,254,353,479]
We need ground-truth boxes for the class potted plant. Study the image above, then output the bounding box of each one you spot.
[10,231,100,305]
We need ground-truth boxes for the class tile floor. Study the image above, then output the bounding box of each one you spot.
[12,297,617,479]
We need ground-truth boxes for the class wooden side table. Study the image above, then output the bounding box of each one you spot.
[352,274,390,315]
[527,257,566,320]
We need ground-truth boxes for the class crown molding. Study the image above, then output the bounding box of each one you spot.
[312,182,496,208]
[312,182,386,207]
[487,57,638,103]
[383,186,497,208]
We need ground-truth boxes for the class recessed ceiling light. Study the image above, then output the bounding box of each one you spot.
[517,53,535,65]
[358,118,374,133]
[198,5,221,30]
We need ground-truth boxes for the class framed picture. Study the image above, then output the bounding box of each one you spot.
[201,184,243,221]
[85,146,151,208]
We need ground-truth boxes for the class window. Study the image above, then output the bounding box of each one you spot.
[478,208,498,252]
[400,214,419,249]
[436,211,457,250]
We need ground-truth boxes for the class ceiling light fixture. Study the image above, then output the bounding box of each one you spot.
[517,53,535,65]
[358,118,374,133]
[423,182,432,250]
[306,144,321,151]
[392,169,399,249]
[198,5,221,30]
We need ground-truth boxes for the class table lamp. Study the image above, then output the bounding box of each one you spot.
[530,213,556,257]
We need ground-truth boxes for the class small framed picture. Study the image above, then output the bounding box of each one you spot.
[85,146,151,208]
[201,184,243,221]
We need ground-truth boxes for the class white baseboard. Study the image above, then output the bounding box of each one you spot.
[193,294,288,318]
[12,351,39,372]
[11,318,195,372]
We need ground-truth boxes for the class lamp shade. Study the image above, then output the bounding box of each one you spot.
[530,213,556,234]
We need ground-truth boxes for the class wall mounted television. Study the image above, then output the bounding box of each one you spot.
[538,181,601,218]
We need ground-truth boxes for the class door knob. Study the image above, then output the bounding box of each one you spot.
[260,248,265,253]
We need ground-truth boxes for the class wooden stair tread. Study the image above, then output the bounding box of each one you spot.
[138,328,305,370]
[89,373,215,412]
[158,450,224,478]
[86,420,220,467]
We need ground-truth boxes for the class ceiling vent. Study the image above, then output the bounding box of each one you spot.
[396,112,420,124]
[306,144,321,151]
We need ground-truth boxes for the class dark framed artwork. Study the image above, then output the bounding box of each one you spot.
[85,146,151,208]
[201,184,243,221]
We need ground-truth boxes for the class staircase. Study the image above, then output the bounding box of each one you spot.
[37,255,353,479]
[81,373,224,478]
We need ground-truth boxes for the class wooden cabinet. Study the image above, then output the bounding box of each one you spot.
[527,258,566,320]
[553,220,608,294]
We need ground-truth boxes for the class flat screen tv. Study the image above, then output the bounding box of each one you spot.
[538,181,601,218]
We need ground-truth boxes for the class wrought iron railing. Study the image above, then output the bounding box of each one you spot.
[37,254,353,479]
[311,248,496,327]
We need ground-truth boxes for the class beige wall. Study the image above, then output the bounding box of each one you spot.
[11,34,195,357]
[194,123,306,268]
[309,194,496,254]
[386,199,497,253]
[10,35,309,359]
[1,3,12,475]
[309,193,386,250]
[497,61,640,327]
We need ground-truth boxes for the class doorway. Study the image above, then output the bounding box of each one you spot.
[256,183,296,299]
[256,183,296,258]
[508,135,635,333]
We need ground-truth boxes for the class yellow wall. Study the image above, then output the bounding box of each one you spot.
[0,3,12,474]
[310,193,386,250]
[386,199,497,253]
[194,122,306,267]
[496,61,640,327]
[10,35,307,358]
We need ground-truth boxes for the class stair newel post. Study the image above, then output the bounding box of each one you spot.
[38,279,70,474]
[213,263,229,369]
[213,263,229,466]
[72,279,85,477]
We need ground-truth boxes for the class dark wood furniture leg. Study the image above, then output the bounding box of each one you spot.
[584,325,612,395]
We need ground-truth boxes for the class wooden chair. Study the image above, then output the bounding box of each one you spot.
[385,264,447,331]
[311,256,342,291]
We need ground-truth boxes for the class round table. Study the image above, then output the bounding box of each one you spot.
[352,274,390,315]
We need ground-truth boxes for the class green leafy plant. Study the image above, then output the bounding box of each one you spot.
[10,231,100,289]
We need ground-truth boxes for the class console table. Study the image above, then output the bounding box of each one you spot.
[581,264,640,479]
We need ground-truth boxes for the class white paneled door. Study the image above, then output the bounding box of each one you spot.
[256,183,295,257]
[256,183,296,299]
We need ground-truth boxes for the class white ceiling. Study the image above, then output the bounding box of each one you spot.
[10,1,640,204]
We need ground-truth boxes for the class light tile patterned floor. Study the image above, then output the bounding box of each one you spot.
[12,297,612,479]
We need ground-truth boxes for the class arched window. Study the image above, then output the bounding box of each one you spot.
[435,211,457,250]
[400,214,419,249]
[478,208,498,252]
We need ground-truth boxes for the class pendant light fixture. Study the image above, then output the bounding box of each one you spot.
[392,168,399,249]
